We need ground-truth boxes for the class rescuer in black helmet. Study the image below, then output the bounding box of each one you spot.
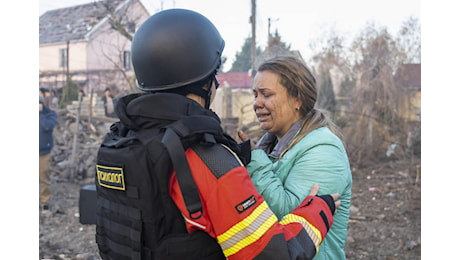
[95,8,339,260]
[131,8,224,109]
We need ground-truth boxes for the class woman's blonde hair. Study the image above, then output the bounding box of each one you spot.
[256,55,342,158]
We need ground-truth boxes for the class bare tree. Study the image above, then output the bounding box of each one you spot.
[310,21,420,165]
[396,16,421,64]
[94,0,147,94]
[98,0,137,41]
[343,23,411,164]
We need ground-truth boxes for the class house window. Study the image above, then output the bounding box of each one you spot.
[59,48,67,68]
[123,51,132,70]
[128,22,136,33]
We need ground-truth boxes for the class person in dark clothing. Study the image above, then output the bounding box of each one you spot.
[101,87,116,117]
[95,9,340,260]
[39,95,57,211]
[39,87,51,107]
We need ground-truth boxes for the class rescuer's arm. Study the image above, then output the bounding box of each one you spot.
[170,145,339,260]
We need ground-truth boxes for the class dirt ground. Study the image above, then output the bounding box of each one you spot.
[39,157,421,260]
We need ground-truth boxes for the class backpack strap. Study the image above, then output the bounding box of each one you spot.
[161,127,203,220]
[159,115,223,220]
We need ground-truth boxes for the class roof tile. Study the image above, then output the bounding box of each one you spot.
[39,0,124,44]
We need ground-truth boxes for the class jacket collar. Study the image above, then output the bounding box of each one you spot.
[256,119,303,159]
[115,92,220,131]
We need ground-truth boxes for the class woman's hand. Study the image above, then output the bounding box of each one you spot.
[238,130,248,142]
[238,130,255,150]
[309,184,341,215]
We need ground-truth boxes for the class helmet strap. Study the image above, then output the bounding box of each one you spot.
[157,74,217,109]
[189,74,216,109]
[204,78,213,109]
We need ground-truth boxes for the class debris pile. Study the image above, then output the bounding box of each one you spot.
[51,96,117,185]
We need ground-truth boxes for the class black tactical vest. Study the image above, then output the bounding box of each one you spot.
[95,116,235,260]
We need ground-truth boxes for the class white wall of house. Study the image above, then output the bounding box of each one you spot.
[87,27,130,70]
[39,41,88,72]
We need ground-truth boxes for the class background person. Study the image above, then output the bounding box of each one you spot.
[39,95,57,211]
[39,87,51,107]
[239,55,352,260]
[101,87,116,117]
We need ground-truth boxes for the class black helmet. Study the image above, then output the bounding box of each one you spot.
[131,9,225,92]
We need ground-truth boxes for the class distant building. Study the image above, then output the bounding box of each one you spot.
[212,72,263,139]
[39,0,150,96]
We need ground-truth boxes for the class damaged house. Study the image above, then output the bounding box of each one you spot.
[39,0,150,99]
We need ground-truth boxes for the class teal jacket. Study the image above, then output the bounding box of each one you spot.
[247,126,352,260]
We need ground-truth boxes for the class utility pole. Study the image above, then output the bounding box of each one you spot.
[268,18,271,42]
[250,0,256,77]
[268,17,279,42]
[66,40,70,103]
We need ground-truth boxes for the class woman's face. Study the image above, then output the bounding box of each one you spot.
[252,70,301,138]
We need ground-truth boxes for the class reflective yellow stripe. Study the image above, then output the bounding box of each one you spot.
[280,213,323,252]
[217,201,277,257]
[218,201,268,242]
